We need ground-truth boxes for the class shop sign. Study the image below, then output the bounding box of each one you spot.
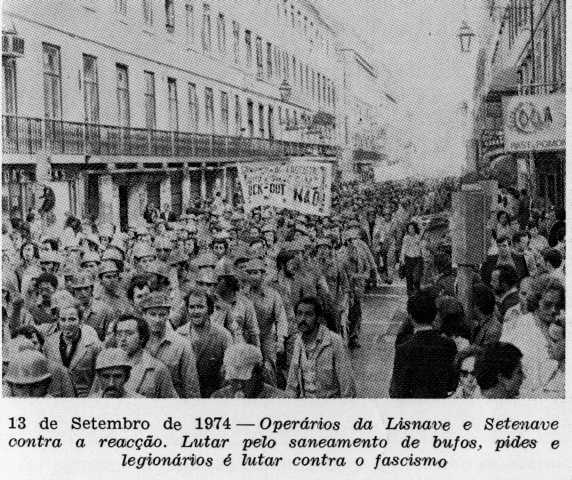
[502,93,566,152]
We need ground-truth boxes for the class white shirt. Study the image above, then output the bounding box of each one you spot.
[500,312,556,398]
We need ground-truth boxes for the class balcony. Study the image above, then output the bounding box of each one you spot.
[2,115,338,160]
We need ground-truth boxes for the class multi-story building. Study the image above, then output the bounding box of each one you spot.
[469,0,565,208]
[2,0,340,229]
[334,31,396,181]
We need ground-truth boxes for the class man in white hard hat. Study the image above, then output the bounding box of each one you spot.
[89,348,143,398]
[4,345,53,398]
[211,344,285,398]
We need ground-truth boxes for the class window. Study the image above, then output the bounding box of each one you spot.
[267,106,274,139]
[217,13,226,54]
[144,71,156,129]
[311,69,315,99]
[232,21,240,64]
[299,62,303,88]
[283,51,289,80]
[290,5,295,27]
[185,3,195,45]
[305,65,309,91]
[255,36,263,78]
[202,3,212,52]
[115,0,127,15]
[551,13,561,84]
[266,42,273,79]
[292,56,296,83]
[43,43,62,120]
[258,104,265,137]
[2,57,17,115]
[247,100,254,137]
[167,77,178,131]
[234,94,242,135]
[165,0,175,31]
[116,64,130,127]
[188,83,199,131]
[220,91,229,134]
[274,46,281,79]
[317,73,321,103]
[143,0,153,25]
[205,87,214,132]
[82,55,99,124]
[245,30,252,67]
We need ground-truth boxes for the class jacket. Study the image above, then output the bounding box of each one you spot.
[286,325,356,398]
[44,325,102,398]
[389,329,458,398]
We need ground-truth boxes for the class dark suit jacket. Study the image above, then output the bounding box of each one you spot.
[389,330,458,398]
[480,254,529,286]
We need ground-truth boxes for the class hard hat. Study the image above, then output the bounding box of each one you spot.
[109,237,126,254]
[223,344,262,381]
[39,250,62,265]
[140,291,171,311]
[60,230,80,250]
[101,248,123,263]
[132,242,156,259]
[71,271,95,289]
[193,252,217,269]
[197,268,218,285]
[316,237,332,248]
[95,348,132,371]
[99,259,120,276]
[230,245,251,265]
[213,231,230,242]
[81,251,101,266]
[84,233,101,248]
[261,223,276,234]
[154,236,172,250]
[99,223,115,239]
[144,260,171,280]
[3,337,35,364]
[2,270,19,294]
[135,224,149,237]
[51,290,76,311]
[5,349,52,385]
[244,258,266,272]
[167,249,189,266]
[62,262,79,278]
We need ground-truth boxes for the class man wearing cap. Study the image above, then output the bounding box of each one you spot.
[80,250,101,279]
[286,296,356,398]
[132,242,157,272]
[242,258,288,385]
[21,272,59,329]
[94,260,133,336]
[43,297,102,397]
[4,347,53,398]
[89,348,143,398]
[140,291,200,398]
[70,270,109,342]
[211,344,285,398]
[177,288,231,398]
[110,315,175,398]
[212,234,234,277]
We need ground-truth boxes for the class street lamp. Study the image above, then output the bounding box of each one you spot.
[458,19,476,53]
[279,79,292,102]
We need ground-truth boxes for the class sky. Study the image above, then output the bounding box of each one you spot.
[320,0,487,177]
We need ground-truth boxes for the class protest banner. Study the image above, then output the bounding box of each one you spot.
[237,160,332,216]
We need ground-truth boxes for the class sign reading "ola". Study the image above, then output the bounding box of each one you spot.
[502,93,566,153]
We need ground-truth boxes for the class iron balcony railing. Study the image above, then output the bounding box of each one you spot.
[2,115,339,159]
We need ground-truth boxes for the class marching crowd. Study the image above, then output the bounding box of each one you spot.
[1,178,565,399]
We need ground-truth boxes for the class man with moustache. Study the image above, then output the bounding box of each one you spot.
[286,296,356,398]
[176,289,232,398]
[89,348,142,398]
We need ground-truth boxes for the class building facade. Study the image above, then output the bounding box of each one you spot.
[2,0,341,229]
[470,0,565,208]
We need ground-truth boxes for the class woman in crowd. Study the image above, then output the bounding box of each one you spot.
[399,221,424,297]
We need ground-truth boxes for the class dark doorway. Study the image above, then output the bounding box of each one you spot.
[171,174,183,217]
[147,181,161,211]
[118,185,129,232]
[86,174,100,221]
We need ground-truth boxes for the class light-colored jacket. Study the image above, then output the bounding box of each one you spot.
[286,325,356,398]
